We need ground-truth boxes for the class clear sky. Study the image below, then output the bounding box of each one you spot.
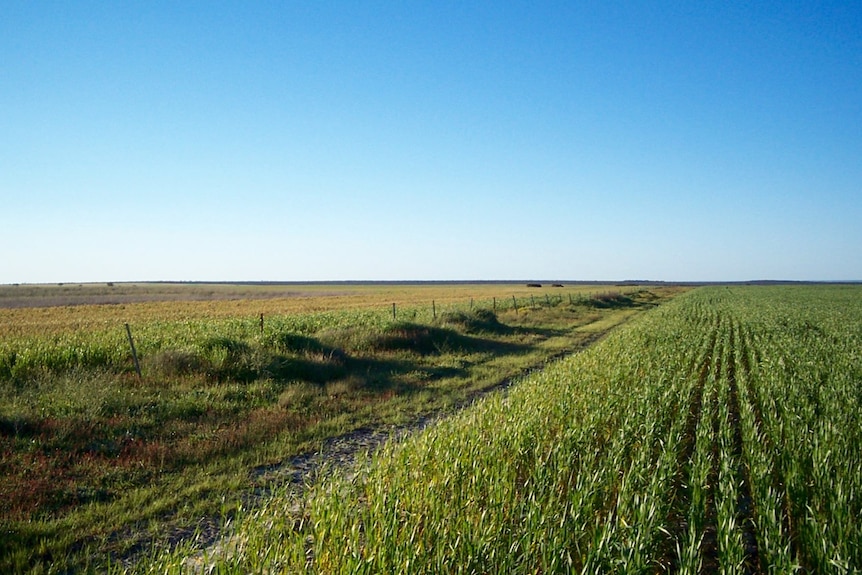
[2,1,860,283]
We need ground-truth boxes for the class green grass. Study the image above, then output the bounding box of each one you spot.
[120,285,862,574]
[0,286,673,573]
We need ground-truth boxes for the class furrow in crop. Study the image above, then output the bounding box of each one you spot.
[699,315,723,574]
[726,322,760,574]
[733,320,797,572]
[670,319,720,574]
[661,315,717,574]
[735,325,763,434]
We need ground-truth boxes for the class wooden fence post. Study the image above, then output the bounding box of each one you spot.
[260,313,264,335]
[432,300,436,319]
[513,295,518,314]
[125,323,142,379]
[392,303,396,320]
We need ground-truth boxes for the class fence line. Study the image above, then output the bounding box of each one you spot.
[384,288,631,322]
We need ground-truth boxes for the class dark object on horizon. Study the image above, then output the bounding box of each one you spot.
[526,283,542,288]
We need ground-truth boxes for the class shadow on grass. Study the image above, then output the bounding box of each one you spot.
[437,309,514,335]
[146,326,506,398]
[346,355,467,394]
[583,290,660,309]
[367,322,527,356]
[264,320,530,396]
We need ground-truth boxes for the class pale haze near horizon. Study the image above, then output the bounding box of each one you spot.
[1,2,860,284]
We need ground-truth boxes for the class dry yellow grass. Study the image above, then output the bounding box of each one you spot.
[0,282,632,338]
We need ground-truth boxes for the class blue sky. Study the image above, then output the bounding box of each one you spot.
[2,1,860,283]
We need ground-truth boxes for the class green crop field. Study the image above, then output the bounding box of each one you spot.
[0,283,674,573]
[124,285,861,574]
